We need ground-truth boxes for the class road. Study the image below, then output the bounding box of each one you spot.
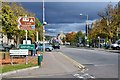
[57,46,119,78]
[2,46,119,79]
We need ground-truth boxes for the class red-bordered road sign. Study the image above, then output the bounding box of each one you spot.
[17,16,35,30]
[18,25,35,30]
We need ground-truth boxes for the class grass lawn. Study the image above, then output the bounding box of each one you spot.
[1,63,38,73]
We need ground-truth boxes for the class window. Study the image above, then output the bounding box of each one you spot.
[117,41,120,44]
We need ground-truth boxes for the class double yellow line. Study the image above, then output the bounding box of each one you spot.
[58,52,87,73]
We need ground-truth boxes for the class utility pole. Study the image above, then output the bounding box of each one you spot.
[86,15,88,37]
[36,31,38,42]
[43,0,47,53]
[80,14,89,47]
[98,36,100,48]
[25,15,28,45]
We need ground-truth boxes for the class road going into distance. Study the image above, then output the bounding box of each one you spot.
[57,46,119,78]
[2,46,119,79]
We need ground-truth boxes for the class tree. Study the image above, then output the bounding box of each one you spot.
[27,18,42,42]
[65,32,76,44]
[35,18,43,41]
[2,2,42,45]
[98,3,115,39]
[75,31,84,44]
[2,4,17,44]
[0,2,2,32]
[89,2,120,46]
[10,3,35,44]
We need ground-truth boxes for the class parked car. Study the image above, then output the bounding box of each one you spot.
[76,43,84,47]
[3,44,14,51]
[0,44,14,51]
[37,43,53,52]
[64,42,70,45]
[0,44,6,51]
[105,44,110,49]
[52,43,60,49]
[111,39,120,50]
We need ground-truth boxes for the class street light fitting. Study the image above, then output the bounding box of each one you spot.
[80,13,88,17]
[80,13,83,16]
[80,13,89,47]
[98,36,100,39]
[43,21,47,25]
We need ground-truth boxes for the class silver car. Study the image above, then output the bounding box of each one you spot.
[37,43,53,52]
[111,39,120,50]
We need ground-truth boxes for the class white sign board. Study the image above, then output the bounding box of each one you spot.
[23,40,31,44]
[10,49,28,56]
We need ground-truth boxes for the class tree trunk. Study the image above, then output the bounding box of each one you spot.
[17,36,20,45]
[14,36,17,47]
[7,35,9,45]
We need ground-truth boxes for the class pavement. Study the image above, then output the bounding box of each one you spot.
[92,48,120,53]
[2,52,84,78]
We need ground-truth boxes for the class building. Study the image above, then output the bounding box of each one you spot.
[0,31,14,45]
[57,32,66,45]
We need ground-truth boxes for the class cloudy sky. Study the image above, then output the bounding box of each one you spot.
[20,2,118,36]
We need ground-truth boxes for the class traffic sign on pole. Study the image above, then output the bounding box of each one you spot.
[17,16,35,30]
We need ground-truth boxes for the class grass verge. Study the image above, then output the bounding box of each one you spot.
[0,63,38,73]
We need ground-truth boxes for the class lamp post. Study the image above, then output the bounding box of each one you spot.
[98,36,100,48]
[80,13,89,47]
[43,0,47,53]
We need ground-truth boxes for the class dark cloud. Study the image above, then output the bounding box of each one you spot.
[20,2,117,36]
[21,2,117,23]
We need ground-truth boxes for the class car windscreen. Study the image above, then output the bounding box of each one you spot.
[115,40,120,44]
[38,43,51,46]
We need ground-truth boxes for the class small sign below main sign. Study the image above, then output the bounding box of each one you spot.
[18,25,35,30]
[10,49,28,56]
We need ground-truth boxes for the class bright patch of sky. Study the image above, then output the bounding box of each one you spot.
[45,20,95,36]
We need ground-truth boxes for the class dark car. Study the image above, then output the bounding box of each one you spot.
[105,44,110,49]
[0,44,6,51]
[52,43,60,49]
[2,44,14,51]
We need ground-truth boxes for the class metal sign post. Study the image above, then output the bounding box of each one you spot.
[26,30,27,44]
[25,15,28,44]
[36,31,38,42]
[25,15,28,64]
[26,55,28,64]
[10,56,13,65]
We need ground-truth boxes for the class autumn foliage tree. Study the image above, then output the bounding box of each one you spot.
[2,2,42,45]
[65,32,76,44]
[89,2,120,45]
